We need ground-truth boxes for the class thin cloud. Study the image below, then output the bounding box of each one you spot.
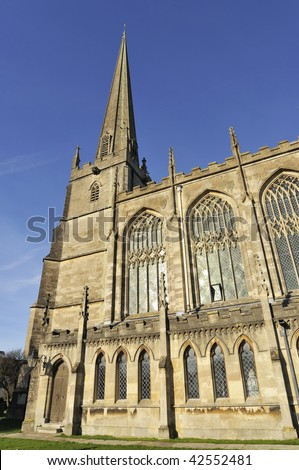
[1,274,41,293]
[0,151,51,176]
[0,253,36,272]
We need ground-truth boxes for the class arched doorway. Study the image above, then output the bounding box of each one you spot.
[49,361,68,423]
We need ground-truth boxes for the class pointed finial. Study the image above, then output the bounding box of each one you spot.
[141,158,151,182]
[168,147,176,174]
[229,127,238,149]
[72,145,80,169]
[229,127,241,159]
[123,24,126,36]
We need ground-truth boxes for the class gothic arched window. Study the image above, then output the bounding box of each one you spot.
[192,195,248,304]
[184,347,200,400]
[211,344,228,398]
[139,350,151,400]
[90,182,99,202]
[239,341,259,398]
[116,352,127,400]
[264,175,299,291]
[128,213,167,314]
[95,353,106,400]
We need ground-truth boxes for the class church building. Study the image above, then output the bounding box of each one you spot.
[22,32,299,439]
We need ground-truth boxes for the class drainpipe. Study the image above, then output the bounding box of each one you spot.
[176,185,190,311]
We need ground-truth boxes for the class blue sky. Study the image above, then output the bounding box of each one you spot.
[1,0,299,351]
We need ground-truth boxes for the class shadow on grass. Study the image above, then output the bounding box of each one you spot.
[0,417,22,434]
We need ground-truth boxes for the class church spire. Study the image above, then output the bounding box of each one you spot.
[95,31,138,163]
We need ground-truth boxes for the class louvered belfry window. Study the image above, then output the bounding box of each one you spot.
[211,344,228,398]
[96,353,106,400]
[90,182,99,202]
[184,347,200,399]
[192,195,248,304]
[128,213,167,314]
[239,341,259,398]
[265,175,299,291]
[139,350,151,400]
[100,134,110,157]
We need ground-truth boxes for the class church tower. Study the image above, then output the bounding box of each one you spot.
[22,32,299,440]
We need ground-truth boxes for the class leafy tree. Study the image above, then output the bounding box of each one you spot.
[0,349,24,406]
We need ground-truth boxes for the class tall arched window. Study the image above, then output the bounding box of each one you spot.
[128,213,167,314]
[90,182,99,202]
[95,353,106,400]
[139,350,151,400]
[239,341,259,398]
[117,352,127,400]
[192,195,248,304]
[184,347,199,399]
[264,175,299,290]
[211,344,228,398]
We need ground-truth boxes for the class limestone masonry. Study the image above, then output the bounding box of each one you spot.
[21,32,299,439]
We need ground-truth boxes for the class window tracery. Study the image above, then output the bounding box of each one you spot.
[265,175,299,290]
[128,213,167,314]
[192,195,248,304]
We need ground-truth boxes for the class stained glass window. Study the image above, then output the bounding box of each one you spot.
[192,195,248,304]
[265,175,299,290]
[139,351,151,400]
[96,353,106,400]
[211,344,228,398]
[239,341,259,398]
[117,352,127,400]
[184,347,199,399]
[128,213,167,314]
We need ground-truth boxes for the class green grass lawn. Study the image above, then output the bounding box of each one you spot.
[58,433,299,446]
[0,417,298,450]
[0,438,184,450]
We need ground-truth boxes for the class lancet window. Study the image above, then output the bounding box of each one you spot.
[211,344,228,398]
[264,175,299,291]
[184,347,200,400]
[139,350,151,400]
[128,213,167,314]
[116,352,127,400]
[239,341,259,398]
[95,353,106,400]
[192,195,248,304]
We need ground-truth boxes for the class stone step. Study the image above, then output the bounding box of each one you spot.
[37,425,63,434]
